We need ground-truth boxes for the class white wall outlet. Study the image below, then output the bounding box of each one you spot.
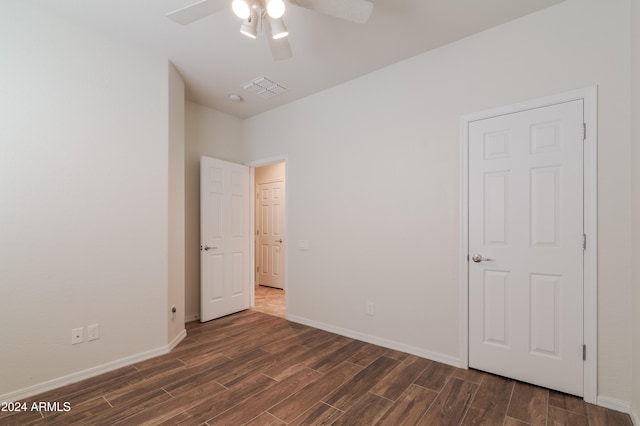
[71,327,83,344]
[366,302,375,316]
[87,324,100,341]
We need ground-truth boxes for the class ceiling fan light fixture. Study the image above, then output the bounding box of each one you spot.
[270,17,288,39]
[266,0,285,19]
[232,0,251,19]
[240,21,257,38]
[240,9,258,38]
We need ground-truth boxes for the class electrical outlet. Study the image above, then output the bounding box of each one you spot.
[87,324,100,341]
[366,302,375,316]
[71,327,83,345]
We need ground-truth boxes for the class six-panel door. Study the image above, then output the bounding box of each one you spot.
[257,180,286,289]
[200,156,250,322]
[468,100,584,396]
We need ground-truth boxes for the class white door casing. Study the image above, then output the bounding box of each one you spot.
[200,156,250,322]
[467,99,586,397]
[460,88,598,404]
[257,180,286,289]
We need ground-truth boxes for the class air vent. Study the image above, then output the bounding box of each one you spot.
[242,76,288,99]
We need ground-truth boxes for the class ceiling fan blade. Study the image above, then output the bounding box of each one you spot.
[265,18,293,61]
[166,0,227,25]
[287,0,374,24]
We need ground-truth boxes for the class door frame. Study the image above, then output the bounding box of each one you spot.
[459,86,598,403]
[245,155,288,312]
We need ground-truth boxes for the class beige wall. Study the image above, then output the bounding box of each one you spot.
[0,2,172,397]
[168,63,186,342]
[244,0,633,403]
[184,101,243,320]
[631,0,640,421]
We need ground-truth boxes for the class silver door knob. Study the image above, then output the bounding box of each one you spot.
[275,239,283,243]
[472,254,494,263]
[203,245,217,251]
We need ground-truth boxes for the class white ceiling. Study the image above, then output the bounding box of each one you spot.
[31,0,565,119]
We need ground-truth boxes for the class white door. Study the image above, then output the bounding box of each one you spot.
[200,156,250,322]
[468,100,584,396]
[257,180,285,289]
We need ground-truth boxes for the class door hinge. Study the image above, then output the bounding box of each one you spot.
[582,123,586,140]
[583,344,586,361]
[582,233,587,250]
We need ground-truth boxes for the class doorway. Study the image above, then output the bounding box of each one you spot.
[252,161,286,318]
[460,87,598,403]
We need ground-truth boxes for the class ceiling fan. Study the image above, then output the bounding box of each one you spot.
[166,0,375,61]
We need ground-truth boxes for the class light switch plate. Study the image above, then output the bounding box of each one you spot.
[87,324,100,341]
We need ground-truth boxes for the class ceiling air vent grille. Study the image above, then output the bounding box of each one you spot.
[242,76,288,99]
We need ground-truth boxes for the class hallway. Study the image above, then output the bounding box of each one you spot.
[252,285,285,318]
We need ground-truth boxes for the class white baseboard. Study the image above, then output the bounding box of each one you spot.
[168,328,187,351]
[597,395,631,414]
[1,329,186,403]
[286,314,462,368]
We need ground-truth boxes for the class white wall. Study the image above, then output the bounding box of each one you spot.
[168,63,186,342]
[631,0,640,421]
[0,2,172,397]
[185,101,243,320]
[244,0,633,402]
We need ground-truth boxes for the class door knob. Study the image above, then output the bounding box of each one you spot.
[471,254,494,263]
[275,239,283,243]
[202,245,217,251]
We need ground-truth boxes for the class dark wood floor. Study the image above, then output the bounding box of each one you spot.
[1,310,632,426]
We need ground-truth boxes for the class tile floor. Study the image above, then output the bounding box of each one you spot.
[252,284,286,318]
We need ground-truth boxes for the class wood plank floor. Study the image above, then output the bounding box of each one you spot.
[1,310,632,426]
